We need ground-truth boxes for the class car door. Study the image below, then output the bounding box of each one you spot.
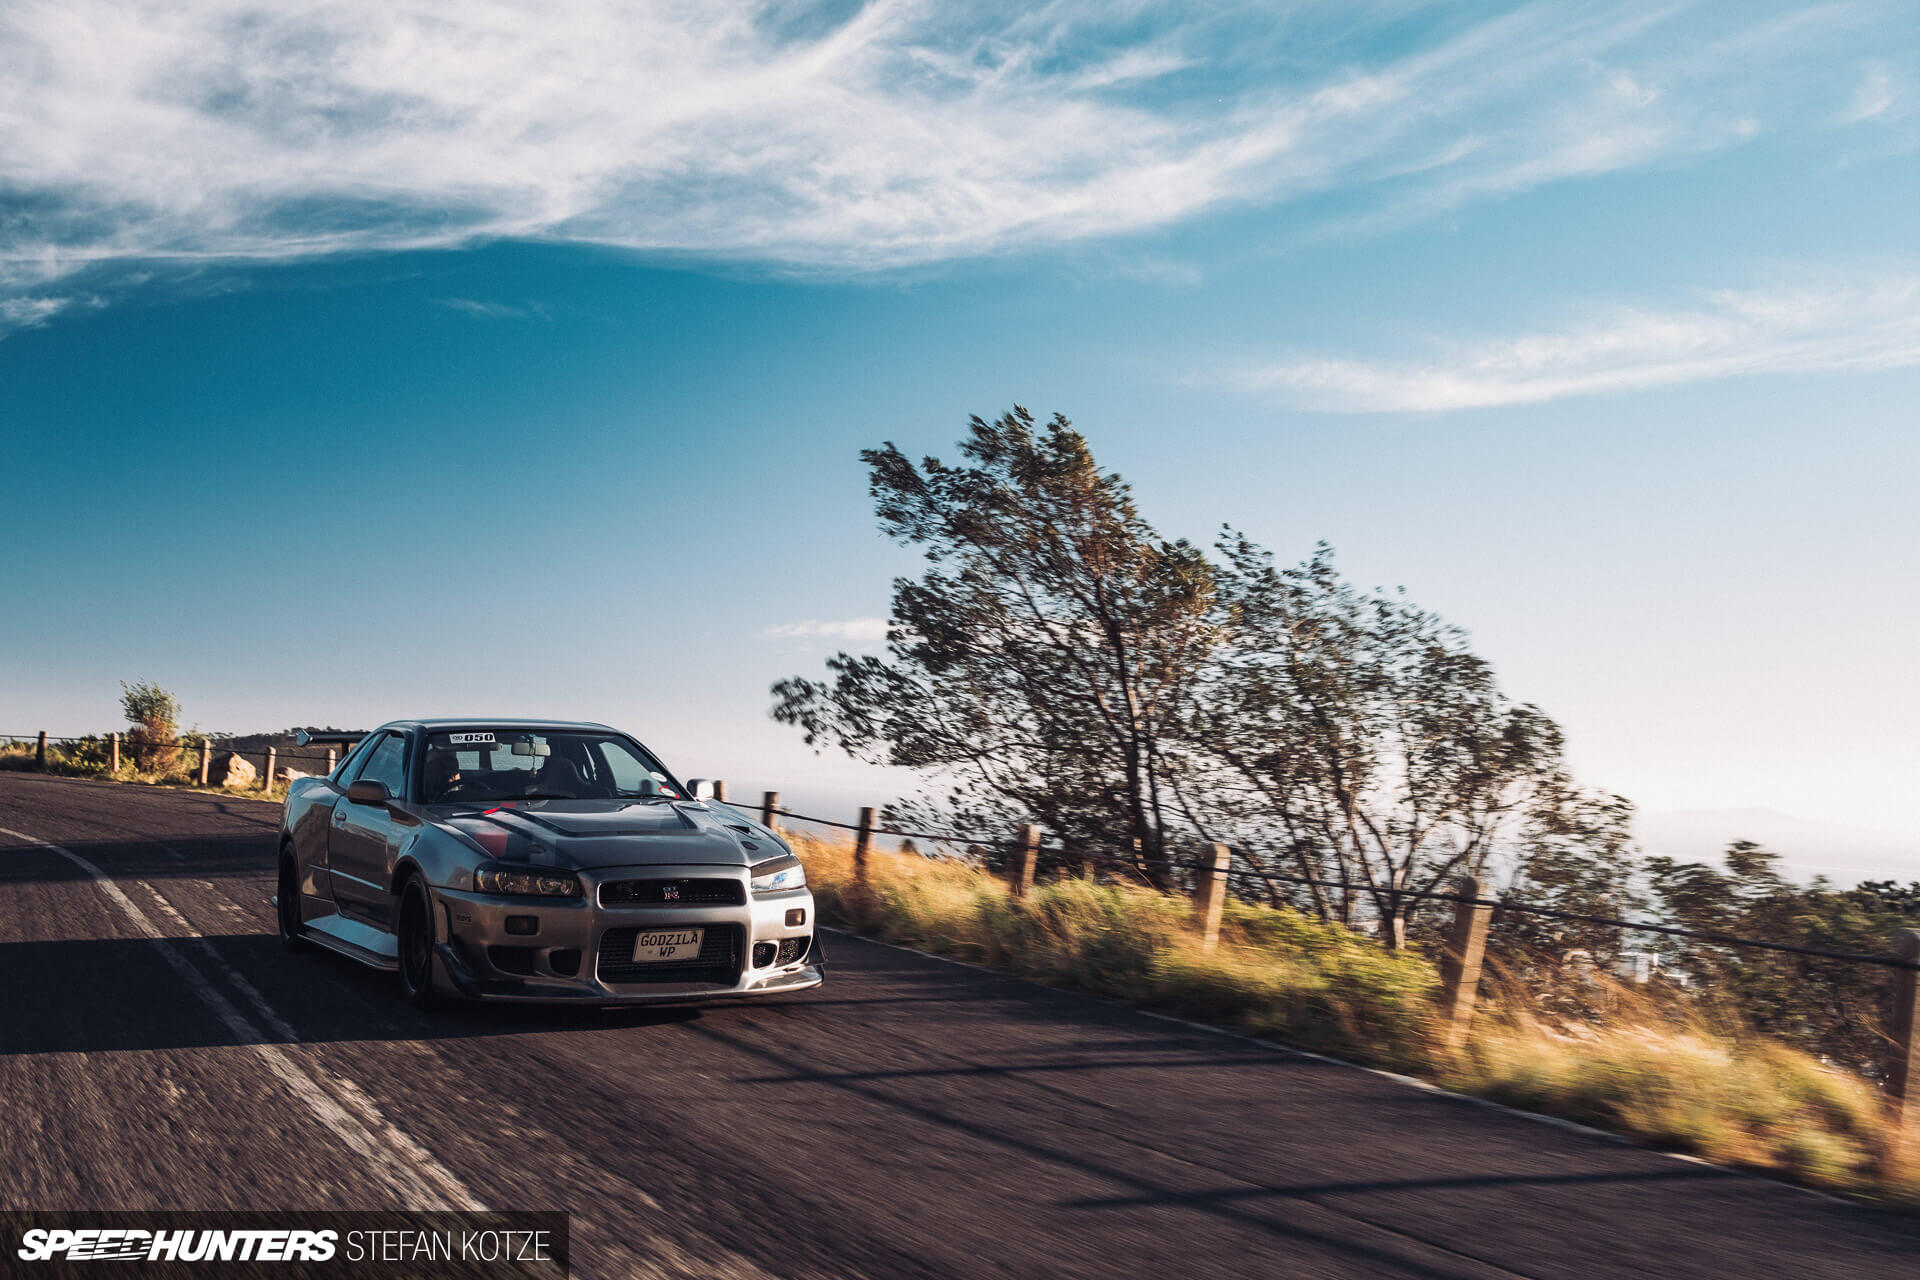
[328,729,411,928]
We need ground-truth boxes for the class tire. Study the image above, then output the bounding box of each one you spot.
[396,877,441,1010]
[277,849,311,952]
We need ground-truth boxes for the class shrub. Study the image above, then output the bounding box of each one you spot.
[120,679,181,772]
[0,736,113,777]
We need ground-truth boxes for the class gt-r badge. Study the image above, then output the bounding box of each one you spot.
[663,885,680,900]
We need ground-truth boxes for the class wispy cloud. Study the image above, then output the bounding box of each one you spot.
[761,618,891,643]
[0,296,79,332]
[1232,269,1920,412]
[436,298,548,321]
[1843,65,1895,122]
[0,2,1899,331]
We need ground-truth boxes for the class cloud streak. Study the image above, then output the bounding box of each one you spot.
[0,2,1902,332]
[761,618,890,643]
[1233,269,1920,412]
[437,298,548,321]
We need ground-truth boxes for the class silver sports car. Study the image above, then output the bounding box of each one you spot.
[274,719,822,1006]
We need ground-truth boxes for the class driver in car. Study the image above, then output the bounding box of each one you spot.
[423,748,464,802]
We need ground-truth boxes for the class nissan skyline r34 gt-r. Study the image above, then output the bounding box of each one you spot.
[273,719,822,1007]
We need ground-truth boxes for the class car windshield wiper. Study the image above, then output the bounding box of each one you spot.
[516,791,579,801]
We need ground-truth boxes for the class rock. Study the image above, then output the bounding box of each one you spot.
[217,752,258,789]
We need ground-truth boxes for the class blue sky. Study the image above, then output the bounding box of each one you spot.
[2,1,1918,842]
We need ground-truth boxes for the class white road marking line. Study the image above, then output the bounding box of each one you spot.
[0,824,484,1212]
[140,883,305,1046]
[130,881,480,1207]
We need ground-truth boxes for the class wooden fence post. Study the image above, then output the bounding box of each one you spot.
[1008,825,1040,898]
[1886,929,1920,1176]
[712,779,727,803]
[853,807,874,892]
[760,791,779,829]
[327,747,337,773]
[1437,875,1495,1050]
[35,731,46,770]
[1192,842,1232,952]
[109,732,120,774]
[263,747,276,791]
[199,739,212,787]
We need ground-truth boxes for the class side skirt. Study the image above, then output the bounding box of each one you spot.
[301,912,401,971]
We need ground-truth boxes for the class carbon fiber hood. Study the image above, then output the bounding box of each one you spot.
[431,799,785,869]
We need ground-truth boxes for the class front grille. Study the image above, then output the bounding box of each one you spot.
[597,924,742,985]
[598,877,745,907]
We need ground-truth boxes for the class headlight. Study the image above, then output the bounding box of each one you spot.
[750,855,806,895]
[473,862,582,898]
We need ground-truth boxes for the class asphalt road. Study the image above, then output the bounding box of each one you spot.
[4,772,1918,1280]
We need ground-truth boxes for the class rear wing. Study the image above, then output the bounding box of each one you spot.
[293,729,370,747]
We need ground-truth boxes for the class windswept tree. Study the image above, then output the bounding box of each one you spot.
[120,678,181,771]
[1196,538,1634,949]
[771,408,1217,873]
[773,413,1638,948]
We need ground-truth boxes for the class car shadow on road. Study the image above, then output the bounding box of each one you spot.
[0,933,709,1055]
[0,833,276,885]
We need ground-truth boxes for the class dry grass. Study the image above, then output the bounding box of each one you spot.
[1451,1009,1898,1193]
[804,831,1435,1067]
[0,740,295,801]
[790,830,1918,1204]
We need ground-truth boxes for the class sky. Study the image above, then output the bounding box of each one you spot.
[2,1,1918,857]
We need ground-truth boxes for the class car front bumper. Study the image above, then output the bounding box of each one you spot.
[427,862,822,1003]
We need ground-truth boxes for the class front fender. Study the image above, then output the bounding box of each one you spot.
[388,824,473,895]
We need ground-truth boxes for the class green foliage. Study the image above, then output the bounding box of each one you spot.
[1202,537,1636,948]
[775,412,1639,945]
[773,407,1219,878]
[119,679,181,735]
[119,678,182,771]
[0,738,113,776]
[1647,842,1917,1075]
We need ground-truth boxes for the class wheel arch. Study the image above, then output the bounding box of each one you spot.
[390,855,427,896]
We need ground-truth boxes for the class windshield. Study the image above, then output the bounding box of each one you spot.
[422,729,682,804]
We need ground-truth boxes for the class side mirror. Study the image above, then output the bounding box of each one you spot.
[345,779,391,807]
[686,779,715,800]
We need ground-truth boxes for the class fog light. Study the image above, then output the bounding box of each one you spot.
[487,945,536,975]
[505,915,538,935]
[785,908,806,927]
[752,941,777,968]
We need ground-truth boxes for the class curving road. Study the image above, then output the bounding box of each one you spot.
[3,771,1917,1279]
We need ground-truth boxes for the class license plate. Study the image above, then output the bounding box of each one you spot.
[631,928,704,963]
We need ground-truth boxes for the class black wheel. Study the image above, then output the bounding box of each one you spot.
[277,849,311,952]
[397,878,440,1009]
